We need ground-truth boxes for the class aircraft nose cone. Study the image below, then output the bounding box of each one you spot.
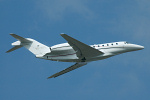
[124,44,144,52]
[135,45,144,50]
[138,45,144,49]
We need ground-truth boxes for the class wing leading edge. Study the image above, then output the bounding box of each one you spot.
[60,34,103,60]
[48,62,87,79]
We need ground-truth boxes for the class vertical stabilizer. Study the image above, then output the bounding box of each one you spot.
[7,33,51,56]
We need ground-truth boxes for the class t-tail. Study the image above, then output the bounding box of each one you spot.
[6,33,51,57]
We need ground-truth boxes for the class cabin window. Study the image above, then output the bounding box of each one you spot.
[93,46,95,48]
[98,45,100,47]
[102,45,104,47]
[116,43,118,45]
[107,44,109,46]
[111,44,113,45]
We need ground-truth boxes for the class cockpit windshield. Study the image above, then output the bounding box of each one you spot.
[124,42,130,44]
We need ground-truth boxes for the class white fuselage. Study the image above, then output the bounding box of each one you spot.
[41,41,144,62]
[7,34,145,78]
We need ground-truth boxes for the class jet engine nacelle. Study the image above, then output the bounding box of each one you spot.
[50,43,74,54]
[50,43,71,51]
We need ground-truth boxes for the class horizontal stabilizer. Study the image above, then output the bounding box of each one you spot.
[7,33,50,56]
[10,33,32,43]
[6,45,23,53]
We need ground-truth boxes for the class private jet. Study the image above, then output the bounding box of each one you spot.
[7,33,144,79]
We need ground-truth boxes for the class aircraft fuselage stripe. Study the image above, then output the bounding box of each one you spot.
[48,53,76,57]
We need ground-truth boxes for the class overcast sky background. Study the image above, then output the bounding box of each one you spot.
[1,0,150,100]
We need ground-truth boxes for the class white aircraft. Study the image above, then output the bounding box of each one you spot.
[7,33,144,79]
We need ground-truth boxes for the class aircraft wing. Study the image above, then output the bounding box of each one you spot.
[60,34,103,59]
[47,62,87,79]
